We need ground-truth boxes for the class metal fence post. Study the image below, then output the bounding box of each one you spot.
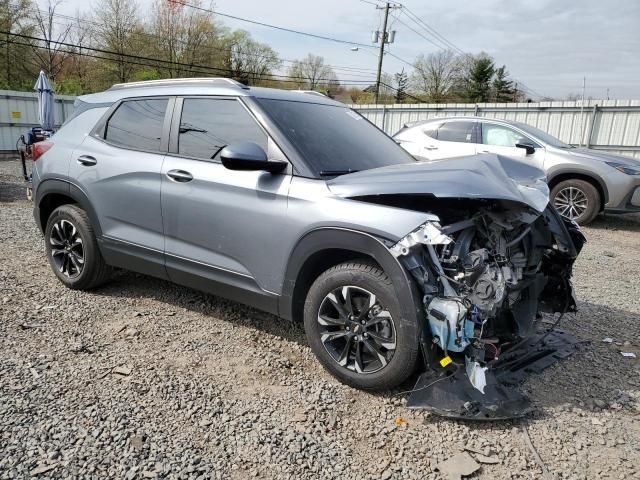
[586,104,598,148]
[381,105,388,133]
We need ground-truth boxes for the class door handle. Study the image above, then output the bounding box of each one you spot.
[424,145,438,150]
[479,150,490,153]
[167,169,194,183]
[77,155,97,166]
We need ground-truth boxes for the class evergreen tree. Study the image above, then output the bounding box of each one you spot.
[394,68,408,103]
[467,56,495,102]
[493,65,514,102]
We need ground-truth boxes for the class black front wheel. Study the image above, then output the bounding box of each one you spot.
[303,261,419,390]
[44,205,111,290]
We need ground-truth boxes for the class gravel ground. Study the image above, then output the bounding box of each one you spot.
[1,158,639,479]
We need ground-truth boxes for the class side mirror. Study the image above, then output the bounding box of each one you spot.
[220,142,287,173]
[515,142,536,155]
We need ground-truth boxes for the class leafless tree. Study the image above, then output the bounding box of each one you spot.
[411,50,461,103]
[31,0,71,80]
[224,30,281,85]
[287,54,337,90]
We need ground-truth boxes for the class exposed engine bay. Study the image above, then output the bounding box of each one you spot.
[389,199,586,419]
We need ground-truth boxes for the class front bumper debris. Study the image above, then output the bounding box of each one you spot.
[406,330,584,419]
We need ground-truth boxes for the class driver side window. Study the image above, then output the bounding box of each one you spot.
[482,123,536,147]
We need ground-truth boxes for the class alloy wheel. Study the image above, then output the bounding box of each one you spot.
[50,219,85,278]
[554,186,588,220]
[317,285,396,374]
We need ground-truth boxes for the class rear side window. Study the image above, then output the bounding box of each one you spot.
[437,121,478,143]
[104,98,168,152]
[178,98,267,161]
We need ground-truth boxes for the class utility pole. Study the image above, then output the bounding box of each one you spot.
[373,3,399,104]
[579,76,586,146]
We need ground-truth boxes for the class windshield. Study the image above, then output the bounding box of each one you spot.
[257,98,415,176]
[513,122,574,149]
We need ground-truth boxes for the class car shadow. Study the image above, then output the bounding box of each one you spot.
[94,270,639,421]
[587,212,640,232]
[0,180,26,203]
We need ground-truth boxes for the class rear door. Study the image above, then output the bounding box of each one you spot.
[479,122,546,169]
[161,96,292,299]
[69,97,172,278]
[427,120,480,159]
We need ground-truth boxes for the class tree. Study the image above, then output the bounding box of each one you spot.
[224,30,281,85]
[149,0,223,78]
[31,0,72,80]
[493,65,514,102]
[287,54,337,90]
[411,50,460,103]
[93,0,141,83]
[394,68,408,103]
[0,0,36,89]
[466,55,495,102]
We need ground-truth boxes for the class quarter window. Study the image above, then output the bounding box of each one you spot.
[437,121,477,143]
[178,98,268,161]
[104,98,168,152]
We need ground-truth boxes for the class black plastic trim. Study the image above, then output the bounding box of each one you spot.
[279,227,423,328]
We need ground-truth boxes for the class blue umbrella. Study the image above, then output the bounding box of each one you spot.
[34,70,55,131]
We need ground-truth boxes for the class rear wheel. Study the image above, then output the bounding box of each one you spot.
[303,261,419,390]
[551,179,600,225]
[44,205,111,290]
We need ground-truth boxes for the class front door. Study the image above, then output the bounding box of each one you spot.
[160,96,292,302]
[479,122,546,169]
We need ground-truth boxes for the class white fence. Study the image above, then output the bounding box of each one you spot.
[352,100,640,159]
[0,90,76,153]
[1,90,639,159]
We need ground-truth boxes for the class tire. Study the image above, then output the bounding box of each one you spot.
[44,204,111,290]
[303,261,419,391]
[550,179,600,225]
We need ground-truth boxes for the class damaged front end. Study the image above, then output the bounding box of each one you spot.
[390,201,585,419]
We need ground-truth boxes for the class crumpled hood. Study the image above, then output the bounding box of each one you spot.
[564,147,640,166]
[327,153,550,213]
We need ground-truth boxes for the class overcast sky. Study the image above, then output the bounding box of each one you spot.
[56,0,640,99]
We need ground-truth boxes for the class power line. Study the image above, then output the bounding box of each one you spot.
[9,1,381,76]
[2,31,378,85]
[167,0,417,69]
[167,0,377,49]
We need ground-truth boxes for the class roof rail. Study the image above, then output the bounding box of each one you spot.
[296,90,327,97]
[108,77,250,90]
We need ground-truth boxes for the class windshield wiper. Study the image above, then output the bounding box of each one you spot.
[319,169,360,177]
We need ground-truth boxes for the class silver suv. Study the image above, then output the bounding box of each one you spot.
[31,78,584,401]
[393,117,640,224]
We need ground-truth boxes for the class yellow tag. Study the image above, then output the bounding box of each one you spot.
[440,356,453,367]
[11,111,22,119]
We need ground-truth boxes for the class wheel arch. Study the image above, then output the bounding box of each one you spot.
[279,228,424,331]
[36,179,103,236]
[547,170,608,211]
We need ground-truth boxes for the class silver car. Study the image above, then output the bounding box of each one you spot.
[30,79,584,418]
[393,116,640,224]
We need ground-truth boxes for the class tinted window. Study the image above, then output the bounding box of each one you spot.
[257,98,415,176]
[178,98,267,161]
[482,123,531,147]
[437,121,477,143]
[105,99,168,151]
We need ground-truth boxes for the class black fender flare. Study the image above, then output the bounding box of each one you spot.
[35,178,103,237]
[279,227,424,335]
[547,168,609,206]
